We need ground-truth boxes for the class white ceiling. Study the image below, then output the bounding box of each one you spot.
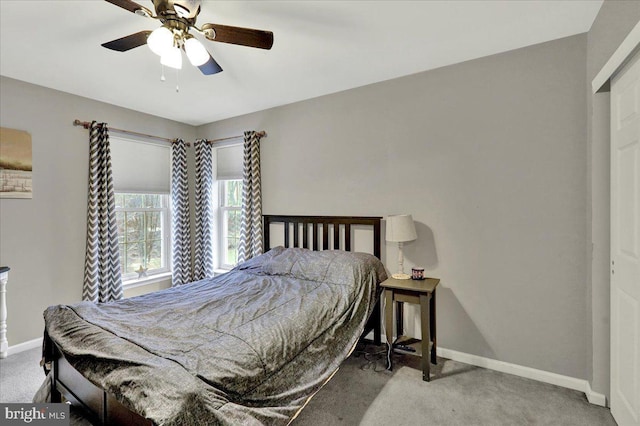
[0,1,602,126]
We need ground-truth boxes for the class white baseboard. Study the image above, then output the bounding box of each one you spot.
[5,337,42,357]
[437,347,607,407]
[585,380,607,407]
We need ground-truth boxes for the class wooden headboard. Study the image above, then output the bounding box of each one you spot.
[263,215,382,259]
[263,214,383,346]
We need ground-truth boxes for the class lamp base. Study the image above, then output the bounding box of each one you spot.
[391,273,411,280]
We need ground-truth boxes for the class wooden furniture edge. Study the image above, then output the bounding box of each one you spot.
[47,332,153,426]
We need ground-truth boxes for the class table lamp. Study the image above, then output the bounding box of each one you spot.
[386,214,417,279]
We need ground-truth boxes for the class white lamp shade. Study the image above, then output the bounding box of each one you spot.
[161,46,182,69]
[147,26,173,57]
[184,37,210,66]
[386,214,417,242]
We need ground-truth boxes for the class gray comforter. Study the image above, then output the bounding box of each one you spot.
[42,247,387,425]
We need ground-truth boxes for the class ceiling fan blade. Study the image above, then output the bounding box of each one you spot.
[104,0,154,17]
[201,23,274,50]
[101,31,152,52]
[198,54,223,75]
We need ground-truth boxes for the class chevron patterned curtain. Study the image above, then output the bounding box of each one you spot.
[171,139,192,286]
[237,131,263,263]
[82,122,123,303]
[193,139,214,281]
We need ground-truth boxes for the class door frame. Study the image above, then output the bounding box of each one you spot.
[592,15,640,415]
[593,21,640,94]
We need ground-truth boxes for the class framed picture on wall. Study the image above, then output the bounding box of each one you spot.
[0,127,32,199]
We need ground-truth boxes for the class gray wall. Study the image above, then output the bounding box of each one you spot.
[0,76,194,346]
[198,34,589,380]
[586,0,640,396]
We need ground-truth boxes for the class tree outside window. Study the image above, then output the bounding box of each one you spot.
[115,193,170,280]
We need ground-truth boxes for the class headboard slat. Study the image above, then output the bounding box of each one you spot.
[302,223,309,249]
[345,224,351,251]
[312,223,319,251]
[284,222,290,247]
[322,224,329,250]
[293,222,300,248]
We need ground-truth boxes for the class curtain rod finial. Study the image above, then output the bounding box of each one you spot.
[73,119,91,129]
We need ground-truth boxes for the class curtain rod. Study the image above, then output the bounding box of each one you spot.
[73,119,188,145]
[207,131,267,144]
[74,120,266,146]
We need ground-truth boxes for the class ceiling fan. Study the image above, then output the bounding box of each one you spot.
[102,0,274,75]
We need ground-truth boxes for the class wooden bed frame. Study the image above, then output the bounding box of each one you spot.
[47,215,384,425]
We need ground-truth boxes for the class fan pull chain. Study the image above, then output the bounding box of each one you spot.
[160,65,166,82]
[175,69,180,93]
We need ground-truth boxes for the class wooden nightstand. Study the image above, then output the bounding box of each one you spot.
[381,276,439,381]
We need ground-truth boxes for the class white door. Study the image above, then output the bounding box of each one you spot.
[611,50,640,426]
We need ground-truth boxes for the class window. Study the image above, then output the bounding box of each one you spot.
[115,193,170,281]
[110,136,171,285]
[219,180,242,268]
[214,144,244,270]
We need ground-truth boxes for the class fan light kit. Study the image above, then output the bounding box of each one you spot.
[102,0,274,86]
[146,27,209,68]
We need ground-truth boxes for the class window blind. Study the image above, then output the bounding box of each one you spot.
[216,144,243,180]
[110,137,170,193]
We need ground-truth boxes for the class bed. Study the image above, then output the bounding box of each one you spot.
[39,215,386,425]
